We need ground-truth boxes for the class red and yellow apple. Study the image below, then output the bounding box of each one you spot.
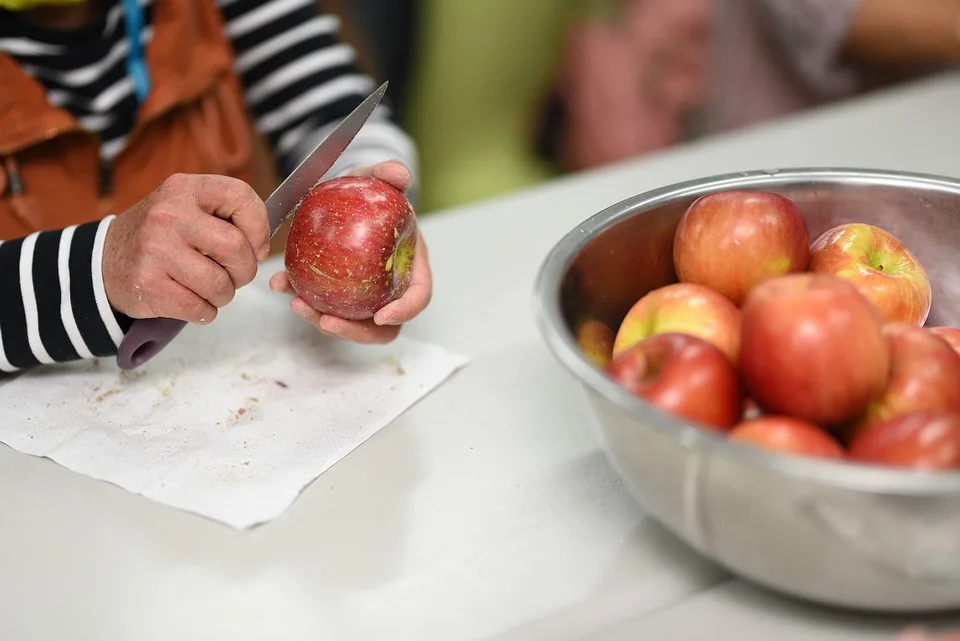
[576,318,615,368]
[612,283,741,362]
[285,175,418,320]
[847,324,960,438]
[848,412,960,470]
[730,416,845,460]
[673,189,810,305]
[738,273,890,426]
[606,332,743,432]
[809,223,931,326]
[928,326,960,358]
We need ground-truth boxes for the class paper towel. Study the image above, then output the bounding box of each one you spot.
[0,282,468,529]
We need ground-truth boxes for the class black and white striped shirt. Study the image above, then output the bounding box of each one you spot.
[0,0,418,373]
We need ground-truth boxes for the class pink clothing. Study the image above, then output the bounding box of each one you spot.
[552,0,711,171]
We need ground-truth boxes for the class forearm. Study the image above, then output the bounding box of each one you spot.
[843,0,960,63]
[0,217,132,373]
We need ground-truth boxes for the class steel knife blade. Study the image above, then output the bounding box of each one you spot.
[266,80,388,236]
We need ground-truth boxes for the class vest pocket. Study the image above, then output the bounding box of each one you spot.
[185,75,253,178]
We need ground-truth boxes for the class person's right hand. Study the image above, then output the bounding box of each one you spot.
[102,173,270,325]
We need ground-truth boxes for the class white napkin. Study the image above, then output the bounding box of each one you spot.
[0,281,468,529]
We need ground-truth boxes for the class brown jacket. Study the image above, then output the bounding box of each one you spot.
[0,0,275,241]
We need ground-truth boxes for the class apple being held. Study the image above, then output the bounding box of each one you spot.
[606,332,743,432]
[809,222,931,326]
[928,326,960,358]
[612,283,741,362]
[575,318,615,368]
[284,175,418,320]
[739,273,890,426]
[673,189,810,305]
[847,324,960,438]
[729,416,845,460]
[848,412,960,470]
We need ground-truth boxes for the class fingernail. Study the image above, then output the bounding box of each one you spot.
[257,243,270,262]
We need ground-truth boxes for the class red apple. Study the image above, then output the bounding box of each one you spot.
[673,189,810,305]
[848,324,960,437]
[606,332,743,432]
[729,416,845,460]
[284,175,418,320]
[739,273,890,426]
[575,318,615,368]
[809,223,931,326]
[929,326,960,358]
[612,283,741,362]
[848,412,960,470]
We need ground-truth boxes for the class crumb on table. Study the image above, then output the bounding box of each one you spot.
[94,388,119,403]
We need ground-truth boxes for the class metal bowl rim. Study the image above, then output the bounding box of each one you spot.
[532,166,960,496]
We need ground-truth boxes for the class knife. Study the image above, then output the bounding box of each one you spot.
[115,81,389,370]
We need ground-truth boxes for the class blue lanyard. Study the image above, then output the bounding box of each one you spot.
[121,0,150,104]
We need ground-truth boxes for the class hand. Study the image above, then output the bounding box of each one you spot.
[269,160,434,344]
[103,173,270,324]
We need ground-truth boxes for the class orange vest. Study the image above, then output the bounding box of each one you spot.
[0,0,278,241]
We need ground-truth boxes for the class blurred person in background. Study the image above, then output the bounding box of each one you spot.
[706,0,960,134]
[405,0,713,210]
[538,0,960,172]
[0,0,431,374]
[537,0,712,173]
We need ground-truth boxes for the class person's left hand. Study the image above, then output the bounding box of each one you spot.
[269,160,433,344]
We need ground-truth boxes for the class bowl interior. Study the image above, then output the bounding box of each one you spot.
[536,168,960,493]
[559,170,960,334]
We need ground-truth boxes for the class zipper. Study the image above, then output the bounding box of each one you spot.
[4,157,23,196]
[99,160,113,197]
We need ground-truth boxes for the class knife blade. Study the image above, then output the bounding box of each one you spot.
[265,80,388,235]
[115,81,389,370]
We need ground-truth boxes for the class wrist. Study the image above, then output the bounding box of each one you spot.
[98,215,134,330]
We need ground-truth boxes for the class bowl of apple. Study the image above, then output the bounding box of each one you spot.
[533,167,960,612]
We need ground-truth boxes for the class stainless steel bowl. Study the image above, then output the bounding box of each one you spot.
[533,168,960,612]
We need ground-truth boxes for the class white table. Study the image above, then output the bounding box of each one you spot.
[3,72,960,641]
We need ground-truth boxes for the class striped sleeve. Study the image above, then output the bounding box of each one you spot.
[216,0,419,194]
[0,217,133,374]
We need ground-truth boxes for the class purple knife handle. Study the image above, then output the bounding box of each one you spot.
[116,317,187,370]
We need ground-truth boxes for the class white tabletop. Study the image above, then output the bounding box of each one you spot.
[3,72,960,641]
